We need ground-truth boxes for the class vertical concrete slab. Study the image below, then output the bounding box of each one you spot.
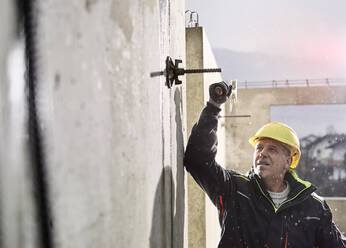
[201,29,225,248]
[186,27,224,248]
[226,86,346,232]
[326,200,346,234]
[34,0,186,247]
[186,27,206,248]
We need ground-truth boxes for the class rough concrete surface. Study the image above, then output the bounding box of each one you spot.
[34,0,185,247]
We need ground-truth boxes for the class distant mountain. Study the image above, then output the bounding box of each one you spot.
[213,48,344,84]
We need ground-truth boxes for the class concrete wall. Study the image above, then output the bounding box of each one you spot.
[186,27,224,248]
[226,86,346,233]
[1,0,186,247]
[38,0,186,247]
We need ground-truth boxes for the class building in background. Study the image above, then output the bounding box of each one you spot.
[298,133,346,197]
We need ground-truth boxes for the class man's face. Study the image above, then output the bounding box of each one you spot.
[253,138,292,182]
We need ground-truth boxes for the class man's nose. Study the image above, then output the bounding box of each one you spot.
[259,149,268,157]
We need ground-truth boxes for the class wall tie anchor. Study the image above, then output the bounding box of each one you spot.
[150,56,222,88]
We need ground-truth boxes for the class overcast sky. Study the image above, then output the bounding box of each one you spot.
[185,1,346,137]
[185,0,346,67]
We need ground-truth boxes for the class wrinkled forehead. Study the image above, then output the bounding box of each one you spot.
[255,137,291,155]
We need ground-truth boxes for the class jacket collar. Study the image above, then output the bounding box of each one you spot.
[284,168,316,198]
[247,168,316,212]
[247,168,315,191]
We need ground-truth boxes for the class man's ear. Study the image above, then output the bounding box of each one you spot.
[285,156,293,169]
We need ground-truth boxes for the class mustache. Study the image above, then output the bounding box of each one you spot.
[256,160,270,166]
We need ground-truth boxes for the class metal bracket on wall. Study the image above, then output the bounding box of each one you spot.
[150,56,222,88]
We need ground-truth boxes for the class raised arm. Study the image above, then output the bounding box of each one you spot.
[184,82,233,206]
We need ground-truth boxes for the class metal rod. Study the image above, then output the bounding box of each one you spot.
[150,68,221,78]
[184,68,221,74]
[219,115,251,118]
[150,71,164,77]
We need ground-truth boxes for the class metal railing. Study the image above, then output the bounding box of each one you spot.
[238,77,346,88]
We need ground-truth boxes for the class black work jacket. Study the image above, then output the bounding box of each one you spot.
[184,103,346,248]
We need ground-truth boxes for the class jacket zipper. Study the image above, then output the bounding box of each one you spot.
[254,179,277,211]
[280,215,288,248]
[254,178,310,213]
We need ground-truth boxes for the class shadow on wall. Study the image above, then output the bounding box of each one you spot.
[149,87,185,247]
[174,87,185,248]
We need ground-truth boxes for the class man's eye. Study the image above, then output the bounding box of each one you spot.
[269,147,277,152]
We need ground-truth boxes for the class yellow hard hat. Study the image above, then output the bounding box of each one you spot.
[249,122,301,168]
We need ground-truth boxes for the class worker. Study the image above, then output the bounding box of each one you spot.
[184,81,346,248]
